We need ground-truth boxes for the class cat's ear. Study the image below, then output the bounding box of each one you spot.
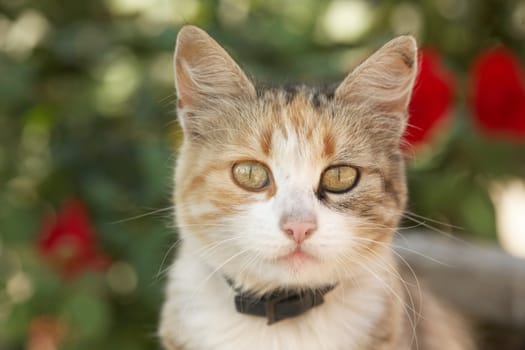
[335,36,418,116]
[174,25,256,112]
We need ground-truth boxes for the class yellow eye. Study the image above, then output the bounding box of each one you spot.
[232,162,270,191]
[320,165,359,193]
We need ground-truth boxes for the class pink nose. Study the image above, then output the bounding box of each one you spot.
[281,221,317,243]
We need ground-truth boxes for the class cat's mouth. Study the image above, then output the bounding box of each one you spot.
[276,247,317,265]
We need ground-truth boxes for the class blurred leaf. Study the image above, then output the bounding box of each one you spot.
[61,293,112,341]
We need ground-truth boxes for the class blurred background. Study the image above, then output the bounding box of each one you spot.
[1,0,525,349]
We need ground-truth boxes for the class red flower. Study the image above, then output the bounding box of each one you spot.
[38,199,110,277]
[404,49,455,149]
[469,47,525,139]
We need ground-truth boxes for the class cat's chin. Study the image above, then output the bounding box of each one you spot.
[264,251,339,287]
[233,266,338,295]
[226,251,337,292]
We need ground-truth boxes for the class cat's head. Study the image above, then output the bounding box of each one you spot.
[173,26,417,292]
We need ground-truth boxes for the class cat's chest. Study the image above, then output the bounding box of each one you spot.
[161,255,387,350]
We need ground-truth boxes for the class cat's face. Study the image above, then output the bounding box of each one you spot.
[173,26,417,292]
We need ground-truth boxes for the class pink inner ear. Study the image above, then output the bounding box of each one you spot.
[174,59,194,107]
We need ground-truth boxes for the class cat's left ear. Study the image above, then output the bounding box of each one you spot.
[335,36,418,118]
[174,25,256,111]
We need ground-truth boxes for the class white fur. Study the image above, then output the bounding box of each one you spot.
[160,247,392,350]
[160,119,402,349]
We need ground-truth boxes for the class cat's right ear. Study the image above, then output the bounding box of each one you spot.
[335,36,418,120]
[174,25,256,130]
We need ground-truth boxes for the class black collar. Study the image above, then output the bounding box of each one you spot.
[226,279,337,325]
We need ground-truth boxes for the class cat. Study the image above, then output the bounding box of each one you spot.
[159,25,474,350]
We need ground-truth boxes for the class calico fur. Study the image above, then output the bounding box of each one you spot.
[159,25,474,350]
